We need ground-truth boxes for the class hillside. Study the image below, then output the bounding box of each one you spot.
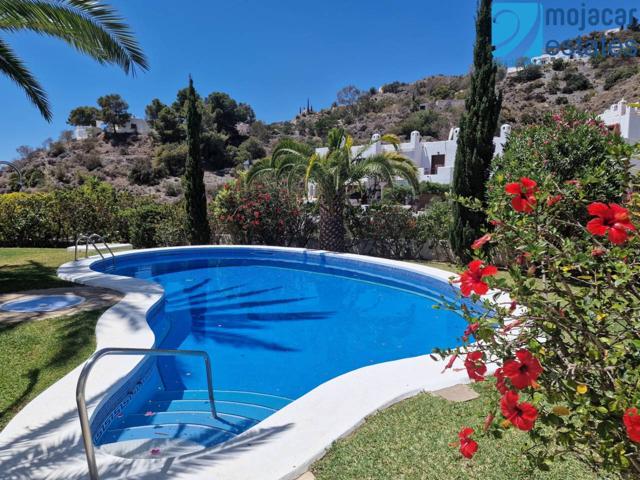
[1,53,639,200]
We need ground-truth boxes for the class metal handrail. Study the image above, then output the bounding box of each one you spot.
[76,347,217,480]
[0,161,23,190]
[74,233,115,264]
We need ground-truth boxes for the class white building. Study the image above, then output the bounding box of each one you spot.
[314,125,511,186]
[599,99,640,173]
[506,51,589,74]
[73,117,150,140]
[598,99,640,145]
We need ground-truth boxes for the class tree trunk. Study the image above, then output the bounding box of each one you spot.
[319,197,346,252]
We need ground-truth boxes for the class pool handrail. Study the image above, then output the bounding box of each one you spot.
[74,233,115,265]
[76,347,217,480]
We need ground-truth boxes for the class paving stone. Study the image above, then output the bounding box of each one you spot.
[432,384,479,402]
[296,472,316,480]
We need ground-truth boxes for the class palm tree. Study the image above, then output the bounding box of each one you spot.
[0,0,148,121]
[247,127,419,252]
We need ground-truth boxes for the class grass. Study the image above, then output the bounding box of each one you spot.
[0,248,77,294]
[0,247,129,294]
[312,383,599,480]
[0,309,102,430]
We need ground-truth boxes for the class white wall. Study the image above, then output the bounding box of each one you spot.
[314,125,511,186]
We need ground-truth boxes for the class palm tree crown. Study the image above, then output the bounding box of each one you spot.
[248,127,419,251]
[0,0,148,121]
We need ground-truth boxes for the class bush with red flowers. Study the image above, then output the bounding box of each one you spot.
[211,178,316,246]
[488,108,629,224]
[437,147,640,476]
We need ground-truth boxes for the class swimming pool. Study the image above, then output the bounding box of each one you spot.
[88,247,467,456]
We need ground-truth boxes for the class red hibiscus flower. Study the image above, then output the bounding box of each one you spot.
[500,391,538,431]
[586,202,636,245]
[471,234,492,250]
[546,194,563,207]
[494,368,509,394]
[464,351,487,382]
[458,427,479,459]
[457,260,498,297]
[505,177,538,213]
[462,322,479,342]
[623,407,640,443]
[502,350,543,390]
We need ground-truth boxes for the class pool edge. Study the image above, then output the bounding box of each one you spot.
[0,246,511,480]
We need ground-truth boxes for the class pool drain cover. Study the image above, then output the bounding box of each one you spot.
[0,294,86,313]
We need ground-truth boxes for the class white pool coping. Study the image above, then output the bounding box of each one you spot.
[0,246,509,480]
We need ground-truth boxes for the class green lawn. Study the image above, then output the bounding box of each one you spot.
[0,309,101,430]
[0,247,129,294]
[0,248,77,294]
[312,383,600,480]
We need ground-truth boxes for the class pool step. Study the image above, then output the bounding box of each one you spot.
[99,390,293,448]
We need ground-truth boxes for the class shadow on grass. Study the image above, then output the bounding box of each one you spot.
[0,310,101,430]
[0,260,74,295]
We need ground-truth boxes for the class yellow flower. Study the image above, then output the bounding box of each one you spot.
[552,406,571,416]
[576,384,588,395]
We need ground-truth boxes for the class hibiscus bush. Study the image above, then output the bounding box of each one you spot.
[212,179,316,247]
[488,108,628,223]
[440,153,640,476]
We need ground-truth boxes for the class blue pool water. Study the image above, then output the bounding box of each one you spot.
[91,248,465,451]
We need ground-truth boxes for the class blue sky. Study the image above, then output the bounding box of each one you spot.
[0,0,638,161]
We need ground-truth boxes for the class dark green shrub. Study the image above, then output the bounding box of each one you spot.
[416,199,453,260]
[555,96,569,105]
[394,110,444,139]
[154,143,187,176]
[551,58,566,71]
[603,65,638,90]
[380,81,406,94]
[561,72,592,93]
[80,153,102,171]
[514,64,543,83]
[419,181,450,194]
[120,201,187,248]
[48,141,66,157]
[128,157,162,185]
[346,204,419,259]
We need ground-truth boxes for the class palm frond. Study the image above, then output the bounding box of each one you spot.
[380,133,401,150]
[0,37,50,120]
[246,157,276,184]
[0,0,148,74]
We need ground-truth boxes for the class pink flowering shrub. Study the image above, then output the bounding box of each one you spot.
[439,163,640,476]
[212,179,316,246]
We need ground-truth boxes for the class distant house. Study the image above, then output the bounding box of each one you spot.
[313,124,511,189]
[73,116,150,140]
[598,99,640,144]
[599,99,640,173]
[506,51,589,74]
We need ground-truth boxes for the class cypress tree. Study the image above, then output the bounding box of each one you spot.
[183,76,211,245]
[450,0,502,261]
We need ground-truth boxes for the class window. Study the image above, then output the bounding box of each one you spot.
[430,154,445,175]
